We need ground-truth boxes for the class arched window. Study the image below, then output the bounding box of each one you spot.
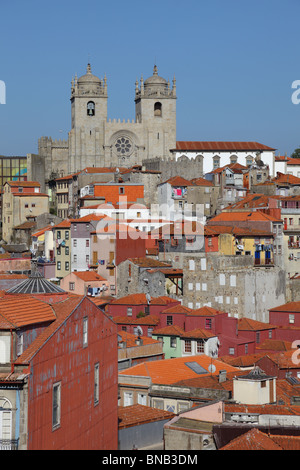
[213,155,220,169]
[246,155,253,166]
[154,102,162,117]
[87,101,95,116]
[0,398,12,447]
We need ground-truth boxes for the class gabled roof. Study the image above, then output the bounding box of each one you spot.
[189,306,226,317]
[118,404,175,429]
[160,304,193,315]
[112,315,160,326]
[152,325,185,336]
[174,141,276,152]
[5,180,40,187]
[14,295,84,364]
[238,317,276,331]
[272,172,300,185]
[287,158,300,165]
[161,175,194,187]
[73,271,107,282]
[219,428,283,451]
[208,210,281,223]
[0,294,56,329]
[269,301,300,312]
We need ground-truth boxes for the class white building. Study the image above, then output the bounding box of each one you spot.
[170,141,276,176]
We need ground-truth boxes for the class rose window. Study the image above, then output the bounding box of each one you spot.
[115,137,132,156]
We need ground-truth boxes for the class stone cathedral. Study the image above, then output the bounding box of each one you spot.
[38,64,177,180]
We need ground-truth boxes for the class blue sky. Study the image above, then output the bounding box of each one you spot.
[1,0,300,157]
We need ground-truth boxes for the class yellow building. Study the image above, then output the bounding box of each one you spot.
[209,224,275,265]
[53,220,71,279]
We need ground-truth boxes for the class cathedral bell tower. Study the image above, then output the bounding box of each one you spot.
[134,65,177,160]
[69,63,108,173]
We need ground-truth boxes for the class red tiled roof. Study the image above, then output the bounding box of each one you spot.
[73,271,107,282]
[160,305,193,315]
[269,301,300,312]
[110,293,149,305]
[189,306,226,317]
[181,328,216,339]
[190,177,214,186]
[119,355,238,385]
[220,428,283,451]
[287,158,300,165]
[128,257,172,268]
[153,325,185,336]
[118,330,160,347]
[238,317,276,331]
[208,210,281,223]
[163,176,194,186]
[272,172,300,185]
[14,296,83,364]
[113,315,160,326]
[174,141,275,151]
[0,294,56,329]
[6,181,40,187]
[256,339,293,352]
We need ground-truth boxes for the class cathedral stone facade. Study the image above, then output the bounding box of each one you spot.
[38,64,177,181]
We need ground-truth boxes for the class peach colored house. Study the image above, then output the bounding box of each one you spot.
[60,270,110,296]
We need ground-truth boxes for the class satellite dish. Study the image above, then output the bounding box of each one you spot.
[136,325,143,336]
[208,364,216,374]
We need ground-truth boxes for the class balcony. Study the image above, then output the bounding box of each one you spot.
[288,241,300,249]
[0,439,19,450]
[254,258,274,267]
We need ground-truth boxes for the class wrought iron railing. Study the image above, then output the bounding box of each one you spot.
[0,439,19,450]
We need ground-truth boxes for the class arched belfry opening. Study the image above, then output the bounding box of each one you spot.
[154,102,162,117]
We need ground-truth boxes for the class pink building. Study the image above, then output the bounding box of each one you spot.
[59,270,110,296]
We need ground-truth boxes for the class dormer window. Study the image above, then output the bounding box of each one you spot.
[87,101,95,116]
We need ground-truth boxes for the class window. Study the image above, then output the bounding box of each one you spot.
[86,239,89,247]
[269,330,272,339]
[148,327,153,337]
[127,307,132,317]
[229,348,235,355]
[189,259,195,270]
[94,363,99,405]
[69,282,75,291]
[52,382,61,429]
[138,393,147,405]
[256,332,260,344]
[31,203,35,208]
[57,261,61,270]
[219,273,226,285]
[205,318,212,329]
[166,315,173,326]
[261,381,266,388]
[73,254,77,263]
[289,314,295,324]
[245,343,248,354]
[83,317,88,347]
[119,187,125,195]
[65,246,69,255]
[184,340,192,353]
[65,231,69,240]
[65,261,69,271]
[170,337,177,348]
[124,392,133,407]
[73,239,77,247]
[17,333,23,356]
[57,231,61,239]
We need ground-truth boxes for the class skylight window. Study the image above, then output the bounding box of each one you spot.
[184,361,208,375]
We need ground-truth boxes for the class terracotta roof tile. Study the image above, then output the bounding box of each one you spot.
[208,211,281,223]
[113,315,160,326]
[0,294,56,328]
[14,296,83,364]
[118,404,175,429]
[238,317,276,331]
[174,141,276,152]
[161,305,193,315]
[220,428,283,450]
[153,325,185,336]
[119,355,238,385]
[73,271,107,282]
[269,301,300,312]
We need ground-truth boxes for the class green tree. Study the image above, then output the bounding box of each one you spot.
[290,147,300,158]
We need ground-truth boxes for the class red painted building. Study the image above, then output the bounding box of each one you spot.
[0,275,118,450]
